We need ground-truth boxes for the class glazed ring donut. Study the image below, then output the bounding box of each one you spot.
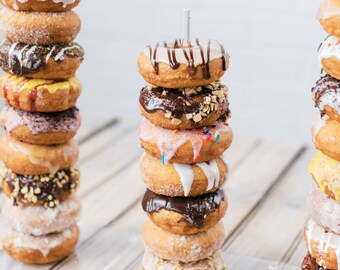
[2,0,80,12]
[142,189,227,235]
[312,118,340,161]
[304,218,340,270]
[139,81,230,130]
[142,250,227,270]
[318,0,340,38]
[309,151,340,201]
[1,106,81,145]
[0,40,84,79]
[141,153,228,197]
[0,74,82,112]
[312,75,340,121]
[2,225,79,264]
[139,118,233,164]
[319,36,340,80]
[143,220,225,263]
[2,196,80,236]
[0,135,79,175]
[138,39,229,88]
[301,254,325,270]
[1,166,79,208]
[0,8,81,44]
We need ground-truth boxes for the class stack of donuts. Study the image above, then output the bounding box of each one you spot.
[138,39,232,269]
[302,0,340,269]
[0,0,84,264]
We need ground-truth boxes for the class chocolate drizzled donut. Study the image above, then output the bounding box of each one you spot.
[301,254,326,270]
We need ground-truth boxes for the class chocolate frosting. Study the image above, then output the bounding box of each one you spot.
[0,40,84,76]
[142,189,225,228]
[301,254,325,270]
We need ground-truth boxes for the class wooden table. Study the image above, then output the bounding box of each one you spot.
[0,116,315,270]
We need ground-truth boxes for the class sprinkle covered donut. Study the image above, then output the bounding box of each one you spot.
[1,0,80,12]
[318,0,340,38]
[319,35,340,80]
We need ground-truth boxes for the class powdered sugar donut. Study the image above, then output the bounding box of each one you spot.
[319,36,340,79]
[318,0,340,38]
[1,0,80,12]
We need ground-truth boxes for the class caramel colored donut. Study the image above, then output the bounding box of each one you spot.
[311,75,340,121]
[143,220,225,263]
[142,249,227,270]
[319,36,340,80]
[318,0,340,38]
[2,225,79,264]
[0,40,84,79]
[0,74,81,112]
[2,0,80,12]
[301,254,325,270]
[312,118,340,161]
[304,218,340,270]
[309,151,340,201]
[142,189,227,235]
[0,8,81,45]
[2,196,80,236]
[1,166,79,207]
[139,118,233,163]
[139,81,230,130]
[1,106,81,145]
[0,135,79,175]
[138,39,229,88]
[141,153,228,197]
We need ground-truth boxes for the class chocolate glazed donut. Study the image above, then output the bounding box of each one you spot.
[302,254,325,270]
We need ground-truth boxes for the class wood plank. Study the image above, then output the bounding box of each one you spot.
[285,234,309,268]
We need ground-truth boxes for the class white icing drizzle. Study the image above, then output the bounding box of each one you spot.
[312,117,327,136]
[196,160,220,190]
[319,36,340,64]
[317,0,340,20]
[12,0,76,9]
[173,163,194,197]
[7,42,18,67]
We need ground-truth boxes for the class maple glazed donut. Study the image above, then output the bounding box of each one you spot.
[301,254,326,270]
[318,0,340,38]
[138,39,229,88]
[142,220,225,263]
[2,196,80,236]
[140,153,228,197]
[1,106,81,145]
[2,225,79,264]
[309,151,340,201]
[304,218,340,270]
[1,0,80,12]
[319,36,340,80]
[312,75,340,121]
[142,189,227,235]
[0,75,81,112]
[0,8,81,44]
[0,135,79,175]
[312,118,340,161]
[139,80,230,130]
[0,40,84,79]
[139,118,233,163]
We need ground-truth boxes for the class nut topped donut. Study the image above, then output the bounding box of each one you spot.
[312,75,340,121]
[318,0,340,38]
[138,39,229,88]
[0,40,84,79]
[139,80,230,130]
[1,0,80,12]
[319,35,340,80]
[0,8,81,44]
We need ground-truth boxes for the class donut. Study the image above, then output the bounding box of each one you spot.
[307,187,340,235]
[0,135,79,175]
[318,0,340,38]
[139,118,233,164]
[319,36,340,80]
[139,80,230,130]
[142,220,225,263]
[142,249,227,270]
[138,39,229,88]
[142,189,227,235]
[309,151,340,201]
[0,74,82,112]
[312,118,340,161]
[0,40,84,79]
[140,153,228,197]
[2,196,80,236]
[301,254,326,270]
[1,106,81,145]
[1,0,80,12]
[0,8,81,45]
[304,218,340,270]
[311,75,340,121]
[2,225,79,264]
[0,166,79,208]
